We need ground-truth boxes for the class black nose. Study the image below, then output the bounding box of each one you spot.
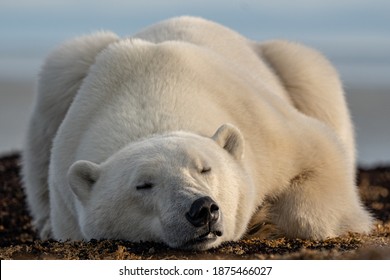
[185,196,220,227]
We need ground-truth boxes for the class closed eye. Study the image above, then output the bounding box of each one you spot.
[200,166,211,174]
[136,183,154,190]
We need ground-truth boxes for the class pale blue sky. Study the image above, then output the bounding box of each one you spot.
[0,0,389,163]
[0,0,389,85]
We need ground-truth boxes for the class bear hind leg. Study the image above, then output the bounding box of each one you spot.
[22,32,118,238]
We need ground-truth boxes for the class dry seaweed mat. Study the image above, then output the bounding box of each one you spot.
[1,153,390,260]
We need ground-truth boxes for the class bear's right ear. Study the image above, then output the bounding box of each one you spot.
[67,160,100,203]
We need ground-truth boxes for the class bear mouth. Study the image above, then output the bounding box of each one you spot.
[181,230,222,250]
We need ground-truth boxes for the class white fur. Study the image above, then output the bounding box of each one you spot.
[22,16,372,250]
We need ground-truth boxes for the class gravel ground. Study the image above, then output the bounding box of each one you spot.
[1,153,389,260]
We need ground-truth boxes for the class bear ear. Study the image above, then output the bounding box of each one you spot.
[67,160,100,202]
[212,124,244,160]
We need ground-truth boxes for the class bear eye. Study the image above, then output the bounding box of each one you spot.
[200,166,212,174]
[136,182,154,190]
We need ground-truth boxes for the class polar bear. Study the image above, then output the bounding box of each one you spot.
[22,16,372,250]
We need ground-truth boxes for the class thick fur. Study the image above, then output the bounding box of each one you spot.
[22,16,372,250]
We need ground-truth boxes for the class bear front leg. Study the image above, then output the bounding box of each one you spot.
[268,162,373,239]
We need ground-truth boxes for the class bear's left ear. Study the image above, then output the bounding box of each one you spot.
[67,160,100,203]
[212,124,244,160]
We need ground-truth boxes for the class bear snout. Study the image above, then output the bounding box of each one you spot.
[185,196,220,229]
[177,196,224,250]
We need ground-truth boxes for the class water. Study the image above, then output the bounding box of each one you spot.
[0,0,389,164]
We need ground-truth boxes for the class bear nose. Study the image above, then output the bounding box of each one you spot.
[185,196,220,227]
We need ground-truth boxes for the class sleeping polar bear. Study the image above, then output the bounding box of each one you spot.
[22,16,372,250]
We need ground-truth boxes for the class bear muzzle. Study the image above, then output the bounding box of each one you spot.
[181,196,223,250]
[185,196,220,228]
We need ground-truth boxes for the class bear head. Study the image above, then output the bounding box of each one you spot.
[67,124,255,250]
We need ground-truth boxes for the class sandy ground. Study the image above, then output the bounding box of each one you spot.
[0,153,389,260]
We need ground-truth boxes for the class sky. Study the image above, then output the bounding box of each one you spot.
[0,0,389,163]
[0,0,389,86]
